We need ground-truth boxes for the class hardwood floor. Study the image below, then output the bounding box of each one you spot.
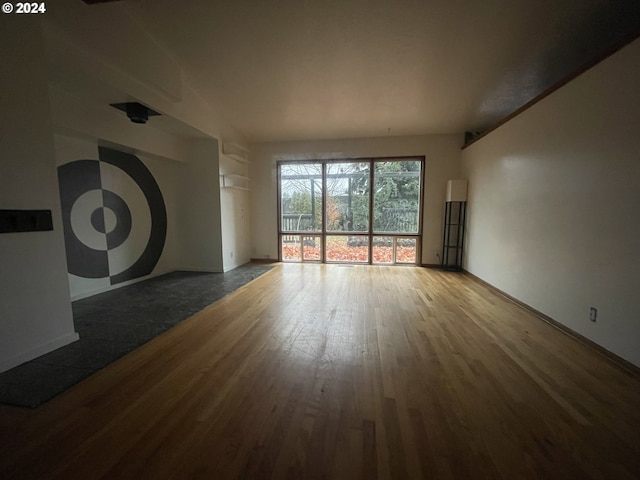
[1,264,639,479]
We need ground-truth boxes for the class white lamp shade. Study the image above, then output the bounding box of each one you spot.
[446,179,468,202]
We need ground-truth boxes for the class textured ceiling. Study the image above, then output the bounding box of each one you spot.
[122,0,640,142]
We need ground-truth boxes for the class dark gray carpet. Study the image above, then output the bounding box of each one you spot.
[0,264,272,408]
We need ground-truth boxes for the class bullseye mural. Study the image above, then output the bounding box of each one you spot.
[58,146,167,285]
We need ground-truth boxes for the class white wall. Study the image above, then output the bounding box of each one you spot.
[53,135,108,299]
[462,39,640,367]
[0,4,245,371]
[49,87,191,163]
[219,150,252,272]
[54,134,186,299]
[43,1,244,145]
[52,122,228,299]
[136,152,182,278]
[178,140,224,273]
[0,18,78,373]
[250,135,463,263]
[43,1,250,278]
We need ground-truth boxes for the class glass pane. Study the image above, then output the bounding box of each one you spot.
[396,238,417,264]
[280,163,322,232]
[373,160,421,234]
[326,235,369,263]
[326,162,369,232]
[372,236,393,264]
[302,236,322,261]
[281,235,301,261]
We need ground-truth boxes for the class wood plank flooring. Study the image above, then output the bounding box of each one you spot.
[1,264,639,479]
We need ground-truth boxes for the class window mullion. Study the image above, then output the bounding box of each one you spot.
[321,162,327,263]
[368,159,374,265]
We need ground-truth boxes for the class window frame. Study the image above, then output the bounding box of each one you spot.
[278,156,425,265]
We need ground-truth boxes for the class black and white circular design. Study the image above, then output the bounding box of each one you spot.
[58,147,167,285]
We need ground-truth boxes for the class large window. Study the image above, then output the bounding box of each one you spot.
[279,157,423,265]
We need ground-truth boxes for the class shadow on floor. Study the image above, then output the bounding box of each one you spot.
[0,264,273,408]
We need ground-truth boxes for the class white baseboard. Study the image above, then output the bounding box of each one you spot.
[0,332,80,374]
[70,268,175,301]
[173,267,222,273]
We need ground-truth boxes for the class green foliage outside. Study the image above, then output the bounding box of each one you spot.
[284,160,421,233]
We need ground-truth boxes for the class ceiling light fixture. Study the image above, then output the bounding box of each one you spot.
[110,102,161,124]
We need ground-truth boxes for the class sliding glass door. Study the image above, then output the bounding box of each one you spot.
[279,163,322,262]
[325,161,370,263]
[279,157,423,265]
[370,160,421,264]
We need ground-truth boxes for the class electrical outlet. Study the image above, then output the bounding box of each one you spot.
[589,307,597,322]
